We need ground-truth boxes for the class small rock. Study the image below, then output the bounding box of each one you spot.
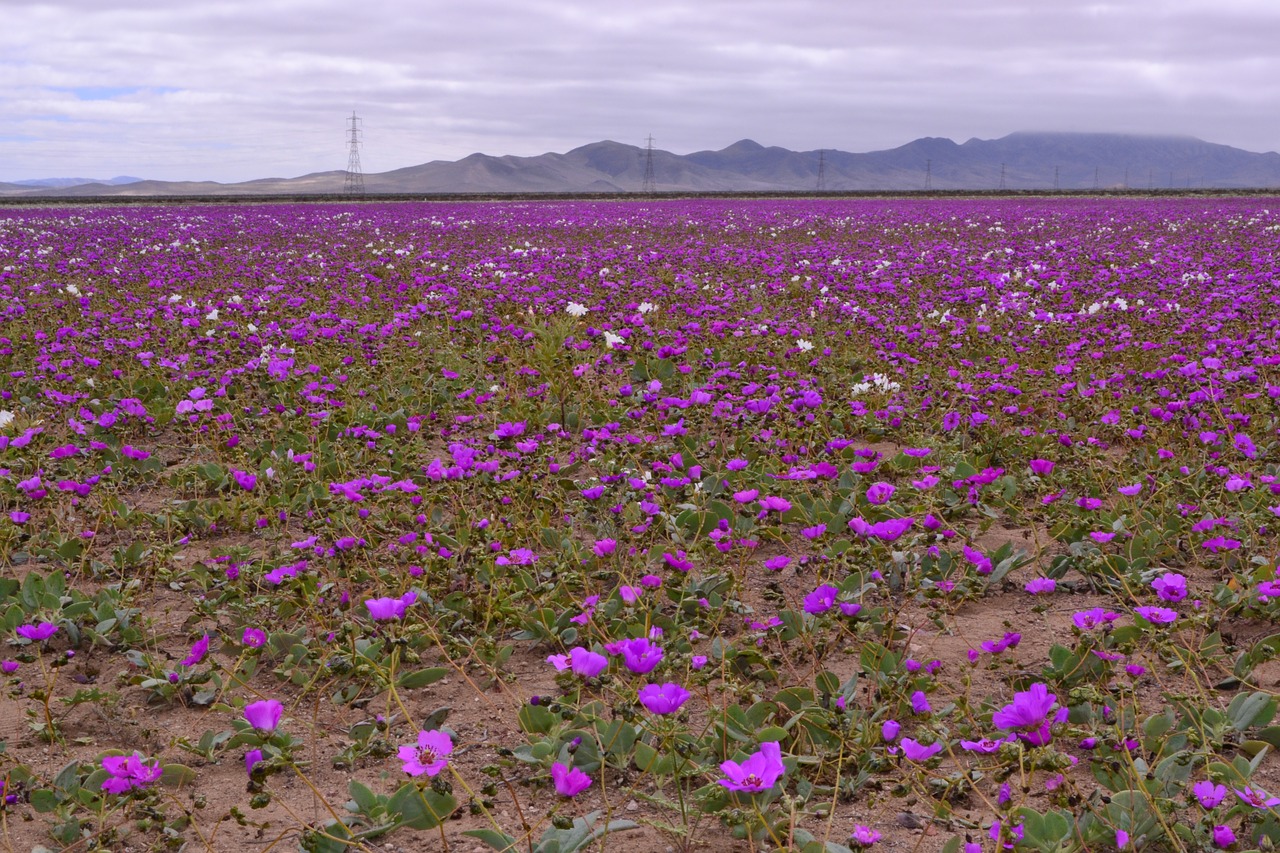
[626,799,638,811]
[896,811,926,829]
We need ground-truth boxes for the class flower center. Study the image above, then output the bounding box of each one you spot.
[742,773,762,787]
[418,746,439,765]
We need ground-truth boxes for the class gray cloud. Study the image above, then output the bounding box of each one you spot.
[4,0,1279,181]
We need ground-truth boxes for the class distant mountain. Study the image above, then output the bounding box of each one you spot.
[5,133,1280,196]
[11,176,143,188]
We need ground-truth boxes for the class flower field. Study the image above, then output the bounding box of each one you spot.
[2,197,1280,852]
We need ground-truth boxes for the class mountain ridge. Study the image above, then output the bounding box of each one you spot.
[6,132,1280,196]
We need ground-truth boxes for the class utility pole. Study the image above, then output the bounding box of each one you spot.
[924,159,932,191]
[999,163,1006,190]
[816,150,826,191]
[344,112,364,196]
[641,135,656,194]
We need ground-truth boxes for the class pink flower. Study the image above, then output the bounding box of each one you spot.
[1234,785,1280,808]
[1212,825,1236,848]
[242,628,267,647]
[1024,577,1056,594]
[803,584,839,614]
[638,682,690,715]
[398,729,452,777]
[15,622,58,641]
[1151,572,1187,603]
[180,633,210,667]
[364,591,417,620]
[1194,780,1227,808]
[758,495,791,514]
[592,538,616,556]
[1028,459,1055,476]
[865,482,895,505]
[101,752,163,794]
[608,637,664,674]
[244,699,283,732]
[547,646,608,677]
[551,762,592,797]
[245,748,264,775]
[992,682,1060,745]
[718,741,785,792]
[898,738,942,761]
[1135,606,1178,624]
[851,825,881,847]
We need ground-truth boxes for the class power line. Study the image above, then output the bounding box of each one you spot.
[640,134,656,194]
[344,111,364,196]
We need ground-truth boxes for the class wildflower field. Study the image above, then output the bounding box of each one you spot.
[2,197,1280,852]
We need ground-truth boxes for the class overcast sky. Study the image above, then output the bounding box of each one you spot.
[5,0,1280,182]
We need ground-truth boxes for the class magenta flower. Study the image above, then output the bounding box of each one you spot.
[1135,606,1178,624]
[230,468,257,491]
[242,628,267,647]
[1151,572,1188,603]
[871,517,913,542]
[244,699,284,732]
[1073,608,1120,630]
[1212,825,1236,848]
[1024,577,1056,594]
[910,690,932,714]
[398,729,453,777]
[898,738,942,761]
[638,682,691,715]
[803,584,839,615]
[992,682,1060,745]
[1234,785,1280,808]
[718,741,785,792]
[763,555,790,571]
[180,633,210,667]
[592,538,616,557]
[245,748,264,775]
[15,622,58,641]
[495,548,538,566]
[758,495,791,514]
[733,488,760,503]
[960,735,1013,753]
[1194,780,1227,808]
[364,591,417,620]
[551,762,592,797]
[608,637,664,674]
[101,752,163,794]
[881,719,900,742]
[547,646,608,677]
[865,482,895,505]
[1028,459,1055,476]
[851,825,882,847]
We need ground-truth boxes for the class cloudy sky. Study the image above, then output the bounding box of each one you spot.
[4,0,1279,182]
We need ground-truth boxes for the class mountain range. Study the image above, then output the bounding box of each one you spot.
[5,132,1280,197]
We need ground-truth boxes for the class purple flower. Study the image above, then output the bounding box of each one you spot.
[242,628,267,647]
[1212,825,1236,848]
[803,584,839,615]
[547,646,608,678]
[758,495,791,514]
[733,488,760,503]
[1234,785,1280,809]
[1073,608,1120,630]
[245,748,264,775]
[592,538,616,556]
[992,682,1059,744]
[101,752,163,794]
[180,633,210,667]
[364,591,417,620]
[495,547,538,566]
[960,736,1012,753]
[1135,606,1178,624]
[244,699,284,732]
[865,482,895,505]
[231,468,257,491]
[718,741,785,792]
[551,762,592,797]
[15,622,58,641]
[763,555,791,571]
[1194,780,1227,808]
[1151,572,1188,603]
[898,738,942,761]
[638,682,691,715]
[1028,459,1055,476]
[851,825,882,847]
[1,661,18,674]
[398,729,453,777]
[881,719,900,742]
[910,690,932,714]
[609,637,664,674]
[1024,577,1056,594]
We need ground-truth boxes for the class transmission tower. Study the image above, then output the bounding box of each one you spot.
[999,163,1006,190]
[816,150,826,191]
[924,159,932,191]
[344,111,364,196]
[1053,166,1059,190]
[641,135,656,194]
[1093,166,1100,190]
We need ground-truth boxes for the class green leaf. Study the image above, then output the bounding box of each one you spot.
[387,783,455,831]
[348,780,379,815]
[462,829,519,852]
[395,667,448,689]
[30,789,59,813]
[160,763,197,788]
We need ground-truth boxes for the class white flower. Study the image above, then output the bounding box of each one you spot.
[168,294,183,303]
[637,302,656,314]
[796,339,814,352]
[565,302,588,317]
[205,308,219,321]
[0,410,14,430]
[64,284,81,297]
[603,331,624,349]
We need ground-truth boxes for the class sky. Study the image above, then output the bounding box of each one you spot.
[4,0,1280,183]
